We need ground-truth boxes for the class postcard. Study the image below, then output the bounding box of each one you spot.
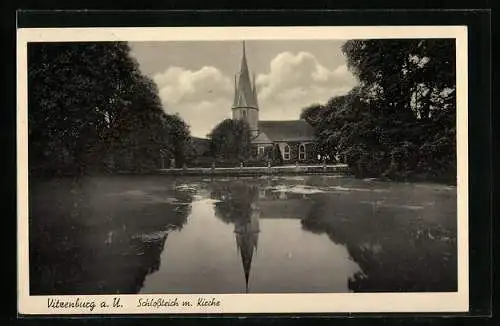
[17,25,468,315]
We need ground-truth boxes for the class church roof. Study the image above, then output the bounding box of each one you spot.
[233,41,259,109]
[252,131,272,144]
[190,137,210,155]
[256,120,316,142]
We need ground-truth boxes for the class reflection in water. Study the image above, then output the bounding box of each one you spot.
[29,177,193,295]
[301,189,457,292]
[234,212,260,293]
[30,175,457,294]
[211,183,261,292]
[207,180,361,293]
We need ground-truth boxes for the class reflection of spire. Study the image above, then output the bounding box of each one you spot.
[234,212,260,293]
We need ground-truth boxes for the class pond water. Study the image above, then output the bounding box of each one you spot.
[29,175,457,295]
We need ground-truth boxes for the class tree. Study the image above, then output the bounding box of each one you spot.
[28,41,192,175]
[208,119,251,161]
[300,90,363,162]
[300,103,325,129]
[28,42,133,174]
[161,113,191,168]
[271,144,284,166]
[301,39,456,181]
[105,67,170,172]
[341,39,456,181]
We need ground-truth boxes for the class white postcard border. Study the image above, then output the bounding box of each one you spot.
[17,26,469,315]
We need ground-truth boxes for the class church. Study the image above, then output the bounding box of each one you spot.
[231,42,318,163]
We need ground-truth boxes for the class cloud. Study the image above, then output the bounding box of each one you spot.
[151,52,357,137]
[153,66,233,138]
[256,51,357,120]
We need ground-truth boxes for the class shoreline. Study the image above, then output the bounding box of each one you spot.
[155,164,349,176]
[27,164,456,186]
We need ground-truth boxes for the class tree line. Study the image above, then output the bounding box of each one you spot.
[28,42,191,175]
[28,39,456,182]
[301,39,456,183]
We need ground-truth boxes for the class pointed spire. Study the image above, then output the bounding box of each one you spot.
[240,41,248,75]
[233,40,258,109]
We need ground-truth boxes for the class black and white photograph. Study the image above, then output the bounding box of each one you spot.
[17,26,469,314]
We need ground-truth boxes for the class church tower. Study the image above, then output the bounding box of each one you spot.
[232,41,259,137]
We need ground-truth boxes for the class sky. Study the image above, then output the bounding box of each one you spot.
[129,40,358,138]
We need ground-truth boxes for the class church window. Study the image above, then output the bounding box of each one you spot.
[283,144,291,160]
[258,146,265,156]
[242,110,247,119]
[299,144,306,160]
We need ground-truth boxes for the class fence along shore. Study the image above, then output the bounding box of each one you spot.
[155,164,349,176]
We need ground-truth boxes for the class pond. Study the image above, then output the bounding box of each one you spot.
[29,175,457,295]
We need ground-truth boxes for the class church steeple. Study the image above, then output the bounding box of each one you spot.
[232,41,259,137]
[240,41,248,75]
[234,41,257,108]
